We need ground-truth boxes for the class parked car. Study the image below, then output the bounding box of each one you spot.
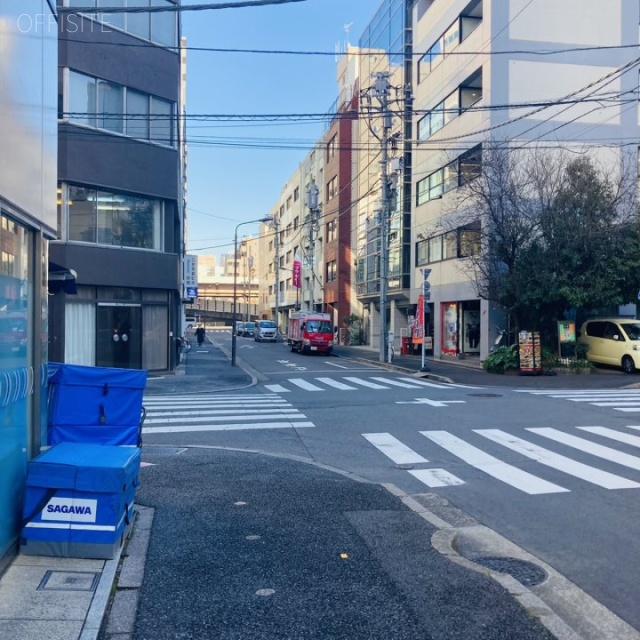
[578,318,640,374]
[242,322,255,337]
[254,320,278,342]
[235,321,244,336]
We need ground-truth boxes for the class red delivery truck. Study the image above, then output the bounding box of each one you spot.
[288,312,333,354]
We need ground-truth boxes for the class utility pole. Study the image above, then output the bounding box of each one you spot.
[372,72,393,364]
[272,217,280,330]
[306,180,319,312]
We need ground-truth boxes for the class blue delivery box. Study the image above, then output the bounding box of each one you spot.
[21,442,141,559]
[48,363,147,447]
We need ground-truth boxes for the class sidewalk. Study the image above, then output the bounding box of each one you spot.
[332,343,637,389]
[0,336,632,640]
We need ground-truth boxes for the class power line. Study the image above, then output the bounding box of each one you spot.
[59,0,307,14]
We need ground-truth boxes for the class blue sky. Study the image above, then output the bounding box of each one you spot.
[182,0,381,260]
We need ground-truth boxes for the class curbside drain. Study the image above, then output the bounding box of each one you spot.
[472,557,547,587]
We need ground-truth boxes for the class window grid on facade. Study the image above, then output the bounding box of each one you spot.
[417,69,483,141]
[415,221,480,266]
[416,145,482,205]
[326,220,337,242]
[326,176,338,200]
[68,0,178,48]
[326,260,337,282]
[417,1,482,83]
[327,135,337,161]
[67,69,176,147]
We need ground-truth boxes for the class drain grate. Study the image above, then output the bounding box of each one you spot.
[468,393,502,398]
[38,570,100,592]
[472,557,547,587]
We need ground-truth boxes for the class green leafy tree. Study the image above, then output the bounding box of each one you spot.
[447,148,640,344]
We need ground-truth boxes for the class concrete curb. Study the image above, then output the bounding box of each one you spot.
[342,356,455,384]
[385,484,640,640]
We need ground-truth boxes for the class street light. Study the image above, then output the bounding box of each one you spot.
[231,217,272,366]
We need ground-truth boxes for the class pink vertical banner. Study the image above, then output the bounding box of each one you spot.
[292,256,302,289]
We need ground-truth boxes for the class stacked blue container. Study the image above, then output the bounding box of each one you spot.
[20,363,148,559]
[21,442,140,559]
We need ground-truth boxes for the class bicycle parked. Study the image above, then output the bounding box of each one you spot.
[179,336,192,354]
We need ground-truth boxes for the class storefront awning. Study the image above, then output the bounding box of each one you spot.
[48,261,77,295]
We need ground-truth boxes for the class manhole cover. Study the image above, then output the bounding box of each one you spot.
[473,557,547,587]
[38,571,100,592]
[468,393,502,398]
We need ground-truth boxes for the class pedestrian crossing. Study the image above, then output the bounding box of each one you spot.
[515,388,640,412]
[142,393,315,434]
[263,376,474,393]
[364,425,640,495]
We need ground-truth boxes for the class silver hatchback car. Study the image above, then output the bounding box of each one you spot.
[254,320,278,342]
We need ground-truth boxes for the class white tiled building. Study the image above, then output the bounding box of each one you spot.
[412,0,639,359]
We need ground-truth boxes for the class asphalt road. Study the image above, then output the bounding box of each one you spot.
[139,331,640,639]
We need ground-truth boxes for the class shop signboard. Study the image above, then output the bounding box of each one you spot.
[518,330,542,375]
[557,320,576,358]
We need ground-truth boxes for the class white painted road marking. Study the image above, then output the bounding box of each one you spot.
[396,398,466,407]
[528,427,640,472]
[478,429,640,490]
[420,430,568,495]
[363,432,429,464]
[577,426,640,449]
[408,468,465,488]
[315,377,357,390]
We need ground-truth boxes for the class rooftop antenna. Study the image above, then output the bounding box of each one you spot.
[344,22,353,47]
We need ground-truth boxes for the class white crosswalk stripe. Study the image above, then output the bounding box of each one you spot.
[421,431,568,494]
[515,388,640,412]
[478,429,639,490]
[142,393,314,433]
[261,375,466,393]
[362,425,640,494]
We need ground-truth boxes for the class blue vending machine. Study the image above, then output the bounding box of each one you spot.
[21,442,141,559]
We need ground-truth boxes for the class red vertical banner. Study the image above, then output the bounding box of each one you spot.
[413,294,424,339]
[292,256,302,289]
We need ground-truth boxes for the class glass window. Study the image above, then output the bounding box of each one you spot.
[97,79,124,133]
[459,146,482,185]
[150,97,173,145]
[417,115,430,141]
[586,321,605,338]
[428,235,442,262]
[127,0,150,39]
[429,38,443,69]
[0,214,33,557]
[126,90,149,139]
[416,177,429,206]
[97,191,162,250]
[68,185,97,243]
[443,163,458,192]
[416,239,428,265]
[429,102,444,137]
[460,86,482,110]
[68,71,96,127]
[98,0,125,30]
[151,0,177,47]
[458,221,481,257]
[429,170,444,200]
[444,231,458,259]
[443,92,459,124]
[621,323,640,340]
[443,22,460,52]
[461,16,482,40]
